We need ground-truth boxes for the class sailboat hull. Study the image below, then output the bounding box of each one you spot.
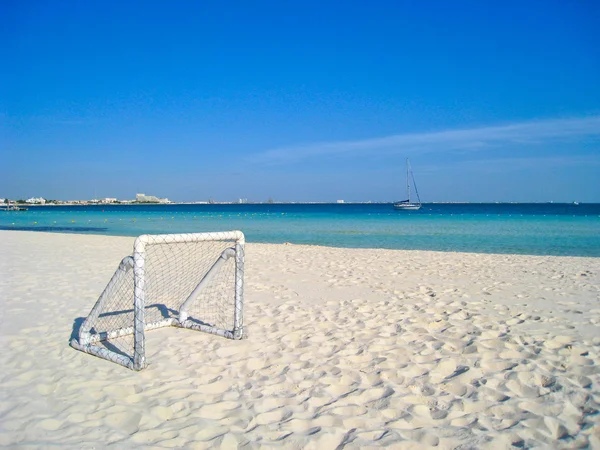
[393,203,421,211]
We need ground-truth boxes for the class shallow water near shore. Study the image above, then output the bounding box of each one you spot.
[1,203,599,256]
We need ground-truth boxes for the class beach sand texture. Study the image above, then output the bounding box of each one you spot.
[1,230,599,449]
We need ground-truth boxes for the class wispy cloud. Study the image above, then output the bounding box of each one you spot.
[421,153,600,174]
[252,115,600,165]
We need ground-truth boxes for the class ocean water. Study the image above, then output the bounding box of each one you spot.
[1,203,599,257]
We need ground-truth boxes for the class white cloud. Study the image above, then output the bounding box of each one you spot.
[252,115,600,164]
[422,153,600,174]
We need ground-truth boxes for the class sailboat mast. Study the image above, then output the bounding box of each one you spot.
[406,158,410,202]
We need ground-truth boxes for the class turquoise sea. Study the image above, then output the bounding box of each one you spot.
[1,203,599,257]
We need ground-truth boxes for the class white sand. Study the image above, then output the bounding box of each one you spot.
[1,230,599,449]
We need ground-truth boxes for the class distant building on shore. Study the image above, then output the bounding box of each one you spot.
[26,197,46,204]
[136,193,170,204]
[337,200,345,203]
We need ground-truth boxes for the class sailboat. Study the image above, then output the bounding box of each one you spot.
[393,159,421,211]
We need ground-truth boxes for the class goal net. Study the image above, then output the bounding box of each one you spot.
[71,231,244,370]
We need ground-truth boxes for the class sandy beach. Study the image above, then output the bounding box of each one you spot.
[0,230,599,449]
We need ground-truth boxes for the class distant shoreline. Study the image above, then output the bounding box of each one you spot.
[15,201,592,207]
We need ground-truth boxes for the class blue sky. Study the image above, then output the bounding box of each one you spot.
[2,1,599,202]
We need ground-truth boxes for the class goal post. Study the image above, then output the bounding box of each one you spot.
[71,231,245,370]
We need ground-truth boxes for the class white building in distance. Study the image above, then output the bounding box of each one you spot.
[136,193,170,203]
[26,197,46,204]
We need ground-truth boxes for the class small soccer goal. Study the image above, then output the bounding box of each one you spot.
[71,231,245,370]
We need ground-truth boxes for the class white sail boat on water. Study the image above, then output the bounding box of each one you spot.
[393,159,421,211]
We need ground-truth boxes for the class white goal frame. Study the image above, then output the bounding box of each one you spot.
[71,231,245,370]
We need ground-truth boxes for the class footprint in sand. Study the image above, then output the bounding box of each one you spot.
[216,345,246,359]
[39,419,63,431]
[197,401,240,420]
[36,383,57,395]
[190,426,229,442]
[105,412,142,434]
[327,405,367,416]
[255,408,291,425]
[66,413,87,423]
[480,359,518,374]
[505,379,539,398]
[245,357,266,371]
[196,380,233,395]
[151,406,173,421]
[283,419,322,433]
[441,381,468,397]
[412,404,448,420]
[355,386,395,404]
[253,396,294,414]
[323,384,357,397]
[104,385,137,398]
[131,429,178,444]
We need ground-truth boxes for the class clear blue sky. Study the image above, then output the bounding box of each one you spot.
[2,1,599,202]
